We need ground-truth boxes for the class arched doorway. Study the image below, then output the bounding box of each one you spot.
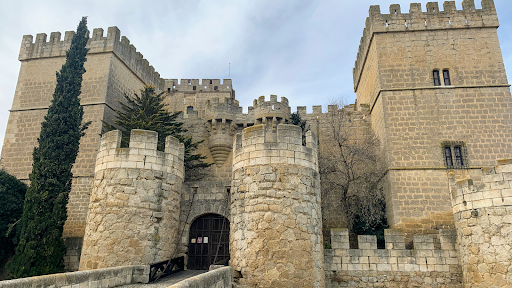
[188,214,230,270]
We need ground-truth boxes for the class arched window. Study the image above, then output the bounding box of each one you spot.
[187,106,194,114]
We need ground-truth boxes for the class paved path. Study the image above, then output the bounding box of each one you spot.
[121,270,208,288]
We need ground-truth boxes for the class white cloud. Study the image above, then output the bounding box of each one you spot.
[1,0,511,156]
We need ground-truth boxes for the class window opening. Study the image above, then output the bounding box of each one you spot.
[187,106,194,114]
[167,88,171,93]
[433,70,441,86]
[454,146,463,166]
[214,86,218,90]
[425,20,427,27]
[188,79,191,85]
[210,79,213,84]
[386,20,389,28]
[444,147,453,167]
[449,17,452,25]
[443,70,451,86]
[405,19,408,27]
[443,142,467,169]
[193,86,196,90]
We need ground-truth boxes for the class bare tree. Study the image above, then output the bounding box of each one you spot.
[319,99,387,241]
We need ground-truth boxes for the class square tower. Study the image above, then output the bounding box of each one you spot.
[354,0,512,236]
[1,27,164,270]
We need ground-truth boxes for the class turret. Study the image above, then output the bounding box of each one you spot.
[79,129,184,270]
[230,124,324,287]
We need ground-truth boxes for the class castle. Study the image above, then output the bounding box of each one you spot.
[1,0,511,287]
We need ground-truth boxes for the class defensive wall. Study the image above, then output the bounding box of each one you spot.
[324,228,462,287]
[230,124,324,288]
[79,129,185,270]
[451,159,512,287]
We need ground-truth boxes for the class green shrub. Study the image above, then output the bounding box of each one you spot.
[0,170,27,270]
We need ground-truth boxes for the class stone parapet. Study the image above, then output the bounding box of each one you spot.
[79,129,185,270]
[230,124,324,288]
[0,265,149,288]
[325,228,462,287]
[232,124,318,171]
[19,27,164,89]
[249,95,291,123]
[166,266,233,288]
[353,0,499,91]
[451,159,512,287]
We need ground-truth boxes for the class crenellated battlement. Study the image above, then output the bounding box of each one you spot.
[325,228,460,273]
[248,95,291,122]
[449,158,512,286]
[353,0,499,91]
[19,27,164,89]
[232,124,317,171]
[95,129,185,179]
[166,79,233,92]
[450,158,512,213]
[205,97,242,121]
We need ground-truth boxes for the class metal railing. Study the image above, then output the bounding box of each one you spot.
[148,256,185,283]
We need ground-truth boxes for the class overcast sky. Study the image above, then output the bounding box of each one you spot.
[0,0,511,156]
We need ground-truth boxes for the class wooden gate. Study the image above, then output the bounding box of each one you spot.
[187,214,230,270]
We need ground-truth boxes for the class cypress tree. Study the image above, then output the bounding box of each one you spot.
[7,17,90,278]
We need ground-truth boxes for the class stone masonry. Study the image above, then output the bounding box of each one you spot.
[230,124,324,288]
[353,0,512,238]
[451,159,512,287]
[324,228,462,287]
[1,1,512,287]
[79,129,184,270]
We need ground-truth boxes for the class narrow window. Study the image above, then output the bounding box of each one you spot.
[193,86,196,90]
[187,106,194,114]
[433,70,441,86]
[454,146,463,166]
[443,69,451,86]
[443,141,467,169]
[444,146,453,168]
[167,87,171,93]
[210,79,213,84]
[214,86,218,90]
[188,79,191,85]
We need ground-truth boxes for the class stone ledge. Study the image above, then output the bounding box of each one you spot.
[0,265,149,288]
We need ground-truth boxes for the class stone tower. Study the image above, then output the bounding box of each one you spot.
[353,0,512,237]
[230,124,324,288]
[1,27,164,270]
[79,129,184,270]
[451,159,512,287]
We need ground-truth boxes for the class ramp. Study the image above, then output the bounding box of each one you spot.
[120,270,207,288]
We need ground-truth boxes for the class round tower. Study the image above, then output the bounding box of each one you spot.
[230,124,325,288]
[451,158,512,287]
[79,129,184,270]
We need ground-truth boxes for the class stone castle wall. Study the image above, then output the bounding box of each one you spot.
[230,124,324,288]
[325,228,462,287]
[451,159,512,287]
[79,129,184,270]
